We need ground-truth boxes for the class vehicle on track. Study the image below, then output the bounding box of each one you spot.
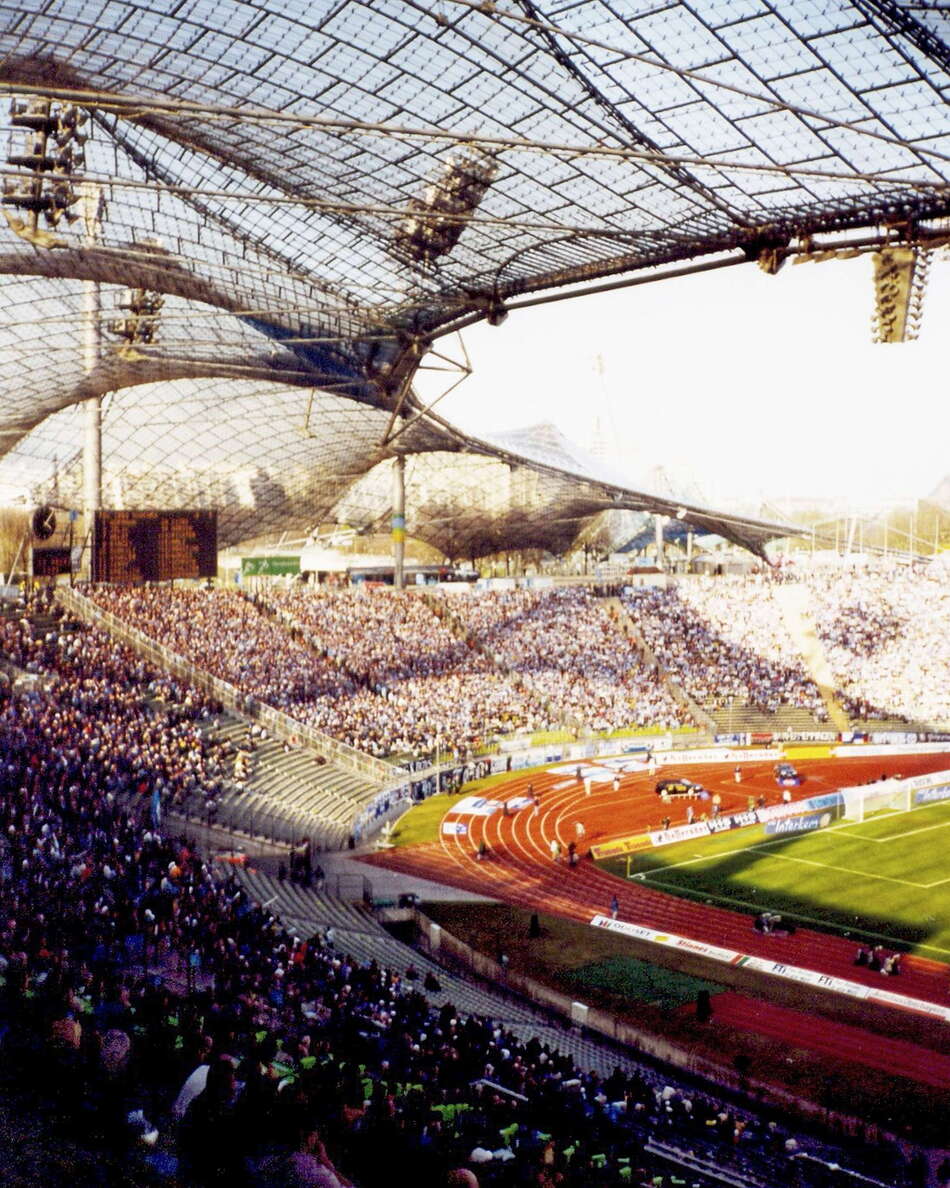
[774,762,803,786]
[655,777,706,798]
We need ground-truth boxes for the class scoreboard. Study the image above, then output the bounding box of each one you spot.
[92,510,217,583]
[32,547,72,578]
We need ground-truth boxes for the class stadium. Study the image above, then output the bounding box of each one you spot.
[1,2,950,1187]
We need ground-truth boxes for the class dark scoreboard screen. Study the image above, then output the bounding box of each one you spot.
[32,547,72,577]
[92,510,217,583]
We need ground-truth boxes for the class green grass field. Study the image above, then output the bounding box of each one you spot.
[598,801,950,959]
[561,956,721,1011]
[421,902,723,1013]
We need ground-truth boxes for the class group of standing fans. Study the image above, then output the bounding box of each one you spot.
[623,581,827,718]
[447,588,686,733]
[624,562,949,728]
[806,565,950,724]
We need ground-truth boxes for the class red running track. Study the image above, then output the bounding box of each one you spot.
[703,992,950,1089]
[362,751,950,1088]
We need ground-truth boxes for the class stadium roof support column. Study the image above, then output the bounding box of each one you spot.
[655,515,666,572]
[81,185,103,578]
[392,454,406,590]
[81,285,102,580]
[83,385,101,529]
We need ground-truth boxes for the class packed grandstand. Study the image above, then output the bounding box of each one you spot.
[75,565,950,763]
[2,562,949,1188]
[3,0,950,1184]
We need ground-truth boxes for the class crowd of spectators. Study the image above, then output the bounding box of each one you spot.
[620,562,950,727]
[80,564,950,748]
[622,581,826,718]
[0,608,227,822]
[87,585,368,718]
[619,563,949,727]
[800,565,950,724]
[446,588,691,732]
[86,585,552,759]
[259,586,550,756]
[86,586,691,760]
[2,605,919,1188]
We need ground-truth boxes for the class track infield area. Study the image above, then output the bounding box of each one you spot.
[603,796,950,956]
[377,749,950,960]
[365,749,950,997]
[363,749,950,1104]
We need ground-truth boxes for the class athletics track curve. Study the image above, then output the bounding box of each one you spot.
[361,751,950,1089]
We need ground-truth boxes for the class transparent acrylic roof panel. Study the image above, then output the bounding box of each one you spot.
[0,377,455,544]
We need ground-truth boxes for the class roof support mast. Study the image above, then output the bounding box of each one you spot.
[82,183,103,579]
[392,453,406,590]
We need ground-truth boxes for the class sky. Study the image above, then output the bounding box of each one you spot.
[417,250,950,512]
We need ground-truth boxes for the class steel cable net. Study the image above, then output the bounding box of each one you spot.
[1,0,949,550]
[1,377,463,547]
[334,425,675,558]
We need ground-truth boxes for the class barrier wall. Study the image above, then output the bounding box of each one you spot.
[590,915,950,1023]
[414,911,772,1104]
[592,789,847,859]
[352,733,716,840]
[411,909,908,1145]
[833,742,950,759]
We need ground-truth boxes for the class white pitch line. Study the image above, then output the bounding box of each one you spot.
[635,830,941,889]
[872,818,950,844]
[743,850,927,888]
[634,834,819,873]
[649,842,929,888]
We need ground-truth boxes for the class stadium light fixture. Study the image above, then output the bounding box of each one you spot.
[2,97,86,245]
[107,281,165,358]
[485,296,508,326]
[395,143,497,266]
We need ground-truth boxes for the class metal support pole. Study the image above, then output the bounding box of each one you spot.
[83,390,101,504]
[81,185,103,580]
[655,515,665,571]
[82,302,101,579]
[391,454,406,590]
[3,531,27,590]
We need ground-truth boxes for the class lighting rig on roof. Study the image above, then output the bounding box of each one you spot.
[395,143,497,266]
[107,283,165,359]
[871,241,932,344]
[2,97,86,246]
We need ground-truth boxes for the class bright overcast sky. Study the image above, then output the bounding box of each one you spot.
[420,252,950,511]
